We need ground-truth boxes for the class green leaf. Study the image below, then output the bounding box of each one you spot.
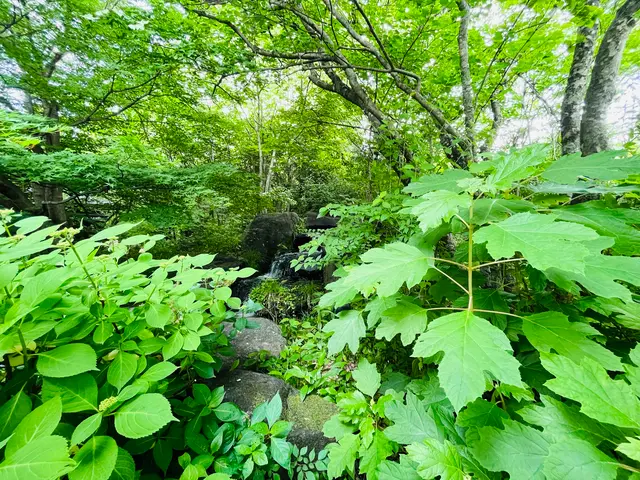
[5,397,61,458]
[375,299,428,346]
[69,436,118,480]
[0,264,18,290]
[616,437,640,462]
[413,311,523,411]
[90,223,138,241]
[13,216,49,235]
[457,198,535,225]
[0,392,32,442]
[270,437,292,469]
[360,431,395,480]
[406,439,466,480]
[108,448,136,480]
[344,242,434,297]
[543,438,618,480]
[326,433,359,479]
[364,294,399,328]
[41,374,98,413]
[384,392,438,445]
[480,145,548,191]
[376,456,421,480]
[213,402,243,422]
[541,151,640,184]
[20,269,68,307]
[475,213,599,274]
[265,393,282,427]
[141,362,177,382]
[468,419,548,480]
[162,331,184,360]
[456,399,508,428]
[352,358,381,397]
[323,310,366,355]
[0,435,74,480]
[541,353,640,428]
[107,352,138,391]
[318,276,358,309]
[72,414,103,446]
[114,393,176,439]
[404,191,471,232]
[404,170,473,196]
[37,344,97,378]
[145,303,172,329]
[522,312,622,371]
[322,415,356,441]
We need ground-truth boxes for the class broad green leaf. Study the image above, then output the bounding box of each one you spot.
[107,352,138,390]
[481,144,548,191]
[323,310,366,355]
[20,269,68,307]
[141,362,177,382]
[13,216,49,235]
[90,223,138,241]
[519,395,628,445]
[322,414,356,441]
[37,344,97,378]
[114,393,176,439]
[318,276,358,309]
[108,448,136,480]
[406,439,466,480]
[0,263,18,290]
[376,300,428,346]
[456,399,508,428]
[522,312,622,371]
[213,402,243,422]
[352,358,381,397]
[344,242,434,297]
[145,303,172,329]
[326,433,359,479]
[0,392,32,442]
[413,311,523,411]
[0,435,74,480]
[359,431,395,480]
[404,191,471,232]
[541,151,640,184]
[543,438,618,480]
[365,294,400,328]
[404,170,473,196]
[376,456,422,480]
[69,436,118,480]
[41,374,98,413]
[265,393,282,427]
[475,213,599,274]
[72,414,103,446]
[456,198,535,225]
[162,331,184,360]
[617,437,640,462]
[384,392,438,444]
[6,398,61,458]
[541,353,640,429]
[469,419,548,480]
[553,202,640,255]
[270,437,291,469]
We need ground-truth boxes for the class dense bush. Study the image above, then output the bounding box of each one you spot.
[0,213,296,479]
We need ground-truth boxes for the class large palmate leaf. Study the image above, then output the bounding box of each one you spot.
[376,456,422,480]
[403,191,471,232]
[617,438,640,462]
[456,399,508,429]
[468,419,548,480]
[522,312,622,371]
[323,310,366,355]
[376,299,429,346]
[344,242,433,297]
[359,431,395,480]
[318,276,358,309]
[543,438,618,480]
[413,311,523,411]
[477,144,548,191]
[326,433,360,479]
[552,202,640,255]
[365,294,400,328]
[474,212,599,274]
[352,359,381,397]
[541,151,640,184]
[114,394,176,439]
[406,439,466,480]
[384,392,439,445]
[456,198,535,225]
[541,354,640,429]
[404,170,473,196]
[0,435,74,480]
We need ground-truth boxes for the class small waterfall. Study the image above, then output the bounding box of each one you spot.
[266,252,299,279]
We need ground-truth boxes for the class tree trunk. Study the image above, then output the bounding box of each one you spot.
[580,0,640,155]
[0,175,36,212]
[560,1,600,155]
[457,0,475,158]
[264,150,276,194]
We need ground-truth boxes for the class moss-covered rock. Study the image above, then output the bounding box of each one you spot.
[284,394,339,451]
[212,370,292,414]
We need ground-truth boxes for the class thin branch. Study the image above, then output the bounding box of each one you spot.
[473,258,526,270]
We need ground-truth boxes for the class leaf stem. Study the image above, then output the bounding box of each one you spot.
[427,257,467,269]
[432,266,470,295]
[619,464,640,474]
[472,258,526,270]
[69,242,99,292]
[453,214,470,229]
[473,309,524,319]
[467,202,474,311]
[17,328,28,368]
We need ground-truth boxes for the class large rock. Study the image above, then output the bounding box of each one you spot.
[242,212,300,271]
[306,211,339,230]
[213,370,338,451]
[221,317,285,370]
[285,394,339,451]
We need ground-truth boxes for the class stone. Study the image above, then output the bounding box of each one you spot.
[242,212,300,271]
[221,317,286,370]
[284,394,339,451]
[213,370,292,414]
[305,211,339,230]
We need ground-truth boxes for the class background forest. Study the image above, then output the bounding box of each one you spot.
[0,0,639,479]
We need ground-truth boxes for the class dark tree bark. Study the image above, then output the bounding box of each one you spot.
[580,0,640,155]
[457,0,476,158]
[0,175,37,212]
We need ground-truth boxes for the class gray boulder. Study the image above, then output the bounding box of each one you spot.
[242,212,300,271]
[214,370,292,413]
[305,211,339,230]
[221,317,285,370]
[285,394,339,451]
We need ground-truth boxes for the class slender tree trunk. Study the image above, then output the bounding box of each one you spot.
[41,100,67,224]
[560,0,600,155]
[264,150,276,194]
[580,0,640,155]
[457,0,475,158]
